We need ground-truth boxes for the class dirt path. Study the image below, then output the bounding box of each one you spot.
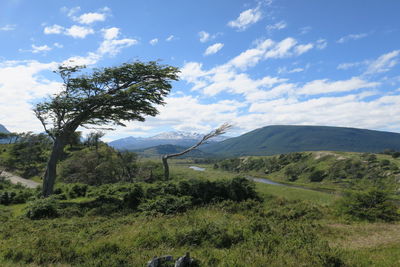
[0,170,40,188]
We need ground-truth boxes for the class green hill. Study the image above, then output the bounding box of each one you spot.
[204,125,400,156]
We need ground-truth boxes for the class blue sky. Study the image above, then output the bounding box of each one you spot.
[0,0,399,141]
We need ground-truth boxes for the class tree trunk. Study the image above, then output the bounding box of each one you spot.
[42,137,66,197]
[162,155,169,180]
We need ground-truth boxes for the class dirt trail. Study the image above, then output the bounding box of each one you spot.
[0,170,40,188]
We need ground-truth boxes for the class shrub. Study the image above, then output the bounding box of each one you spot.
[309,170,326,182]
[67,183,88,198]
[336,188,399,222]
[122,184,144,209]
[25,198,59,220]
[139,195,193,215]
[0,189,34,205]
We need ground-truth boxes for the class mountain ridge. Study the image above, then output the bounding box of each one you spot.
[109,131,228,150]
[202,125,400,156]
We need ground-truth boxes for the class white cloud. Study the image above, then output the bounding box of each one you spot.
[266,21,287,32]
[298,77,379,95]
[264,37,298,59]
[337,61,364,70]
[61,6,81,17]
[228,37,313,71]
[228,7,262,31]
[62,6,110,24]
[63,52,101,66]
[149,38,158,45]
[44,24,64,35]
[243,93,400,133]
[53,43,63,48]
[64,27,138,66]
[198,31,210,43]
[102,27,119,40]
[278,64,310,74]
[98,28,137,57]
[166,35,174,41]
[182,37,316,99]
[299,26,311,35]
[204,43,224,56]
[316,39,327,50]
[65,25,94,39]
[76,12,106,24]
[295,43,314,55]
[0,24,16,31]
[365,50,400,75]
[44,24,94,39]
[337,32,368,43]
[229,39,274,69]
[19,43,62,54]
[31,45,52,54]
[0,60,61,132]
[131,96,245,134]
[98,38,138,56]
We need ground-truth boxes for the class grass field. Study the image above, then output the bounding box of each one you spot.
[1,157,399,266]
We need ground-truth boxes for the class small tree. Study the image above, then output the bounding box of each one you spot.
[34,62,179,197]
[84,131,105,151]
[162,123,231,179]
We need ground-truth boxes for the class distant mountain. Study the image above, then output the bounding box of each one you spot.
[203,125,400,156]
[0,124,10,133]
[109,131,228,151]
[133,144,212,158]
[0,124,11,144]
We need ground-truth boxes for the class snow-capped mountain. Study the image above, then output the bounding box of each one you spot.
[109,131,228,150]
[148,131,203,140]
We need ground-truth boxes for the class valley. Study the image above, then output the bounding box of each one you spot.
[1,124,400,266]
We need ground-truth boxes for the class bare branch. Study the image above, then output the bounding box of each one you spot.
[162,123,232,179]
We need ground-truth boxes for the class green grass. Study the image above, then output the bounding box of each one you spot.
[255,182,338,205]
[1,156,399,266]
[0,200,343,266]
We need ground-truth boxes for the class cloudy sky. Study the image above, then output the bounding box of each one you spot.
[1,0,399,141]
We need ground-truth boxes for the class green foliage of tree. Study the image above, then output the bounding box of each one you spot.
[58,144,134,185]
[214,152,309,175]
[336,188,399,222]
[308,170,326,182]
[5,133,51,178]
[34,62,179,196]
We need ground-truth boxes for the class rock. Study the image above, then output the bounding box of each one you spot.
[175,252,197,267]
[147,255,174,267]
[147,256,159,267]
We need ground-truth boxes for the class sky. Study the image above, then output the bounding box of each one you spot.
[0,0,400,141]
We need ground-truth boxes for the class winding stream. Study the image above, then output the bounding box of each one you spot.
[188,165,337,194]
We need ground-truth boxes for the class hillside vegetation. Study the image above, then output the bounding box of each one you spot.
[213,151,400,192]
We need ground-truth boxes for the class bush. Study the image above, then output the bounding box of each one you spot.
[25,198,59,220]
[67,183,88,198]
[309,170,326,182]
[139,195,193,215]
[336,188,399,222]
[122,184,144,209]
[0,189,34,205]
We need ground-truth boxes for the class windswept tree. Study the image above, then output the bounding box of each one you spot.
[34,61,179,197]
[162,123,231,180]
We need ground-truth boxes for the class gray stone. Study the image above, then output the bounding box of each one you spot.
[147,255,174,267]
[175,252,195,267]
